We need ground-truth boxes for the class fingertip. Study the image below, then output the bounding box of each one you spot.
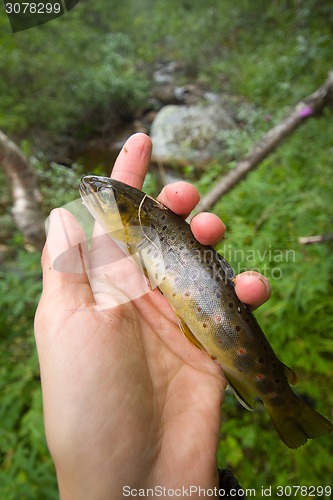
[234,271,271,309]
[190,213,226,246]
[111,133,152,188]
[157,182,200,216]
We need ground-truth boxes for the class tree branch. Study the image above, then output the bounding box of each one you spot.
[0,131,45,251]
[196,71,333,212]
[298,234,333,245]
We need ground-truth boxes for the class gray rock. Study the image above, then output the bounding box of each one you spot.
[150,102,237,166]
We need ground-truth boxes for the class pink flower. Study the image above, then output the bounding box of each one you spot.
[298,105,313,118]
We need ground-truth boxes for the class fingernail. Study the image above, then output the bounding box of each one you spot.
[258,276,272,295]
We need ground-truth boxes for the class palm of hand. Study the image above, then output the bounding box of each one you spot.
[36,221,224,495]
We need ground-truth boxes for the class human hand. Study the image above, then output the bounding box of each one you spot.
[34,133,271,500]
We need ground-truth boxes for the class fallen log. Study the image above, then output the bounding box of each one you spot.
[0,131,45,251]
[196,71,333,213]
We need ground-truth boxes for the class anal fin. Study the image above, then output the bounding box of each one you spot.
[223,368,256,412]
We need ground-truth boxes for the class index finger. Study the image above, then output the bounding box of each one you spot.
[111,133,152,188]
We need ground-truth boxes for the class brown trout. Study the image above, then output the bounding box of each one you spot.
[80,175,332,448]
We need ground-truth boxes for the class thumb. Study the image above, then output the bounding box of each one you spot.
[39,207,94,308]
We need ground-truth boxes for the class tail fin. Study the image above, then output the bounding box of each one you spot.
[266,396,333,449]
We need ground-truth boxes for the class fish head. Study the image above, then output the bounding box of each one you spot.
[80,175,149,244]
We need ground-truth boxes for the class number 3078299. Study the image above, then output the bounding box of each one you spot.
[5,3,62,14]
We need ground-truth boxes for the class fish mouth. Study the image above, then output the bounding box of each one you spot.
[80,176,120,207]
[80,175,116,195]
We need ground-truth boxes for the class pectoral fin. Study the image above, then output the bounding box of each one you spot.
[177,316,206,351]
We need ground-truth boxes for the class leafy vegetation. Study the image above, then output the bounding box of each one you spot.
[1,0,332,498]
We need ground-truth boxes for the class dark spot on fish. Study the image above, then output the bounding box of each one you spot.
[162,225,167,231]
[154,273,158,280]
[217,339,222,344]
[274,378,280,384]
[216,293,221,298]
[118,203,128,213]
[197,306,202,312]
[258,357,264,364]
[235,325,241,332]
[228,302,234,308]
[161,215,166,220]
[184,292,190,297]
[203,323,207,328]
[172,293,176,297]
[166,264,170,270]
[181,231,186,236]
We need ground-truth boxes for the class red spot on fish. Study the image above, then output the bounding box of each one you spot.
[238,348,246,355]
[210,355,217,361]
[217,339,222,344]
[197,306,202,312]
[215,314,222,323]
[256,373,264,381]
[269,392,277,398]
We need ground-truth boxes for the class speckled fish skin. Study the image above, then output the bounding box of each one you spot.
[80,175,333,449]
